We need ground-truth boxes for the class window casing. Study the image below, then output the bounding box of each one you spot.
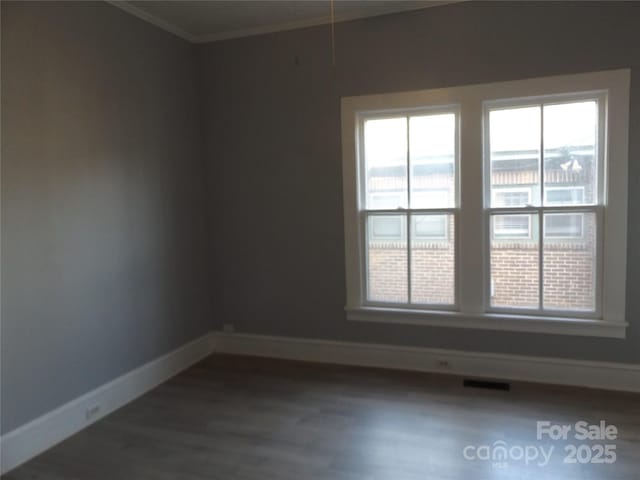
[341,70,629,338]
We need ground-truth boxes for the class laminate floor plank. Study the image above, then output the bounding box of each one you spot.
[4,354,639,479]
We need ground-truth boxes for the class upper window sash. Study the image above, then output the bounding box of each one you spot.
[357,107,461,213]
[483,92,606,210]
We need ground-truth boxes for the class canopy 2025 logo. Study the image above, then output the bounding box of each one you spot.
[463,420,618,469]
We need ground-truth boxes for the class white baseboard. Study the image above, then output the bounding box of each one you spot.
[3,330,638,474]
[211,332,640,394]
[0,332,214,475]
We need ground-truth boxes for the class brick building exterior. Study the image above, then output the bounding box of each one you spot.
[367,144,596,311]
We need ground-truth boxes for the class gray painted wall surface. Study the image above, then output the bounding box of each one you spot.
[2,0,639,438]
[1,2,212,433]
[199,1,639,364]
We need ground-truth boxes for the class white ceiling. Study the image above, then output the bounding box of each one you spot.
[110,1,453,43]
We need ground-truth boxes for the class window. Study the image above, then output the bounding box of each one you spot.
[486,98,602,313]
[362,112,458,306]
[342,70,629,338]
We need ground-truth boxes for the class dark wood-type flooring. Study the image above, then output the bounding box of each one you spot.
[5,354,639,479]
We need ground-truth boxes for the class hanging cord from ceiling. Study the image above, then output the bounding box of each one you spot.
[330,0,336,67]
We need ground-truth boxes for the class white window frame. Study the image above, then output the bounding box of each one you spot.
[341,69,629,338]
[484,93,604,318]
[358,107,461,310]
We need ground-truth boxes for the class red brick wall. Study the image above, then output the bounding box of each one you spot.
[368,240,595,311]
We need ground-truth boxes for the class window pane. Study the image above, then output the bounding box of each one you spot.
[411,214,455,305]
[543,101,597,206]
[489,106,541,207]
[370,216,402,240]
[493,214,531,239]
[544,213,584,238]
[367,214,407,303]
[364,118,407,209]
[369,193,404,210]
[409,113,456,208]
[543,212,596,311]
[493,187,532,208]
[545,187,585,205]
[491,214,539,308]
[414,214,447,239]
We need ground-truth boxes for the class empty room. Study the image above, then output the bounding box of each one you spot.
[1,1,639,478]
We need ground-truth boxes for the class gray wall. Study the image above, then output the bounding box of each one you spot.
[199,1,639,364]
[1,2,212,433]
[2,0,639,437]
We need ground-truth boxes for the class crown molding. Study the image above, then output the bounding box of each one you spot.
[106,1,459,45]
[194,3,453,44]
[106,1,197,43]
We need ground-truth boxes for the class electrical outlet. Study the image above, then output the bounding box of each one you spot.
[222,323,235,333]
[436,359,451,369]
[85,405,101,421]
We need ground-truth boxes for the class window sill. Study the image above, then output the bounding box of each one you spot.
[345,306,627,339]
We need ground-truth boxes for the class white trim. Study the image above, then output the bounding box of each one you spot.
[601,70,630,326]
[2,329,637,474]
[106,1,197,43]
[0,333,215,475]
[347,307,627,338]
[211,332,640,393]
[195,5,438,44]
[107,2,459,45]
[483,91,606,319]
[341,69,630,336]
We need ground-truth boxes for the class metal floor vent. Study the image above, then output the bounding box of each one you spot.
[463,379,511,391]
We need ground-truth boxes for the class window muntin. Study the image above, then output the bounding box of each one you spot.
[361,109,458,307]
[485,96,602,314]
